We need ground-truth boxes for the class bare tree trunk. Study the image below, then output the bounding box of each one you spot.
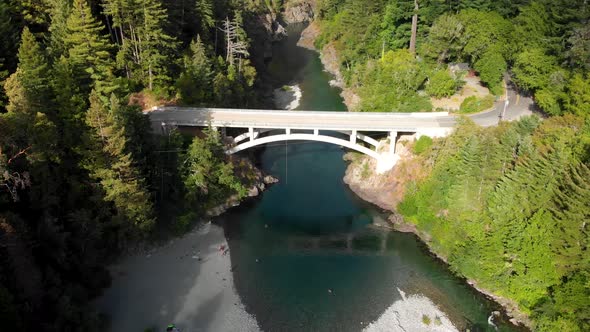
[409,0,419,55]
[148,63,153,91]
[226,17,232,64]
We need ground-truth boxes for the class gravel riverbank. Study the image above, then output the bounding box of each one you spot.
[363,289,458,332]
[94,222,260,332]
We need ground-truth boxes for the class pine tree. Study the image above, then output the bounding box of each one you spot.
[102,0,177,91]
[139,0,177,90]
[551,162,590,275]
[86,91,155,233]
[177,35,213,104]
[15,0,52,27]
[195,0,215,39]
[47,0,72,57]
[5,27,51,115]
[64,0,115,96]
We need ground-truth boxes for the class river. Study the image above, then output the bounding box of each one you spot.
[95,24,521,332]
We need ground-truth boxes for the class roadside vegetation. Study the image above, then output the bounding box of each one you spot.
[318,1,589,330]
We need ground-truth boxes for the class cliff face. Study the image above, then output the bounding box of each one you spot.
[283,1,315,23]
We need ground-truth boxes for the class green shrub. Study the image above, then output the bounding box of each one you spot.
[459,95,495,114]
[422,315,432,325]
[414,136,433,155]
[427,69,457,98]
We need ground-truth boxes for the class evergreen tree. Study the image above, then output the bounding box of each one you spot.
[0,1,20,72]
[177,35,213,104]
[380,0,415,50]
[195,0,215,39]
[551,162,590,275]
[421,13,464,63]
[5,27,51,115]
[102,0,177,91]
[181,127,245,209]
[15,0,52,27]
[86,92,155,235]
[139,0,177,90]
[47,0,72,57]
[65,0,115,96]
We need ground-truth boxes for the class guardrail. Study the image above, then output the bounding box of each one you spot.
[148,106,449,118]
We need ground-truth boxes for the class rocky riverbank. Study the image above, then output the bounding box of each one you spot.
[363,288,458,332]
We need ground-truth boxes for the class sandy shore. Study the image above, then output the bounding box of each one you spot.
[274,84,302,110]
[363,289,458,332]
[94,222,260,332]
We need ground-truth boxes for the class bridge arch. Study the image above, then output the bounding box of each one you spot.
[227,132,382,160]
[232,128,380,148]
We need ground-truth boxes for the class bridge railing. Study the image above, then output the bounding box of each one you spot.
[149,106,449,118]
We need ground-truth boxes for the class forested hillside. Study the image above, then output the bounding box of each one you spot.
[400,116,590,331]
[314,0,589,330]
[0,0,282,330]
[316,0,590,114]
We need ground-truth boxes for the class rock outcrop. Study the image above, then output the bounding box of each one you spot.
[206,157,279,217]
[283,1,315,23]
[343,137,419,211]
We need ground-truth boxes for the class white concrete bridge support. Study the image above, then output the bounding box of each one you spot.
[375,131,400,174]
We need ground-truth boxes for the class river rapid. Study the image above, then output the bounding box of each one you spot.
[94,24,521,332]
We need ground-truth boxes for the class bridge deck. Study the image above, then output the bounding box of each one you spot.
[148,107,457,132]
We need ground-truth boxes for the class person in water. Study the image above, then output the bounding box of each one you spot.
[166,324,180,332]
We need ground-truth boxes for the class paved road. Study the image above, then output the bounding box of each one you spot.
[469,78,535,127]
[148,107,454,132]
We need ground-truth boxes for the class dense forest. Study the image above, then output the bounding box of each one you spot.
[314,0,590,331]
[316,0,590,114]
[0,0,282,330]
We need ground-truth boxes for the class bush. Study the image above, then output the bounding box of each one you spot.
[414,136,433,155]
[459,95,495,114]
[427,69,457,98]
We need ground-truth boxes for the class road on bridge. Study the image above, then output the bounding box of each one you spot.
[148,107,454,132]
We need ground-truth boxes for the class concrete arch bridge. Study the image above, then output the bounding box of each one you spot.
[148,107,455,172]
